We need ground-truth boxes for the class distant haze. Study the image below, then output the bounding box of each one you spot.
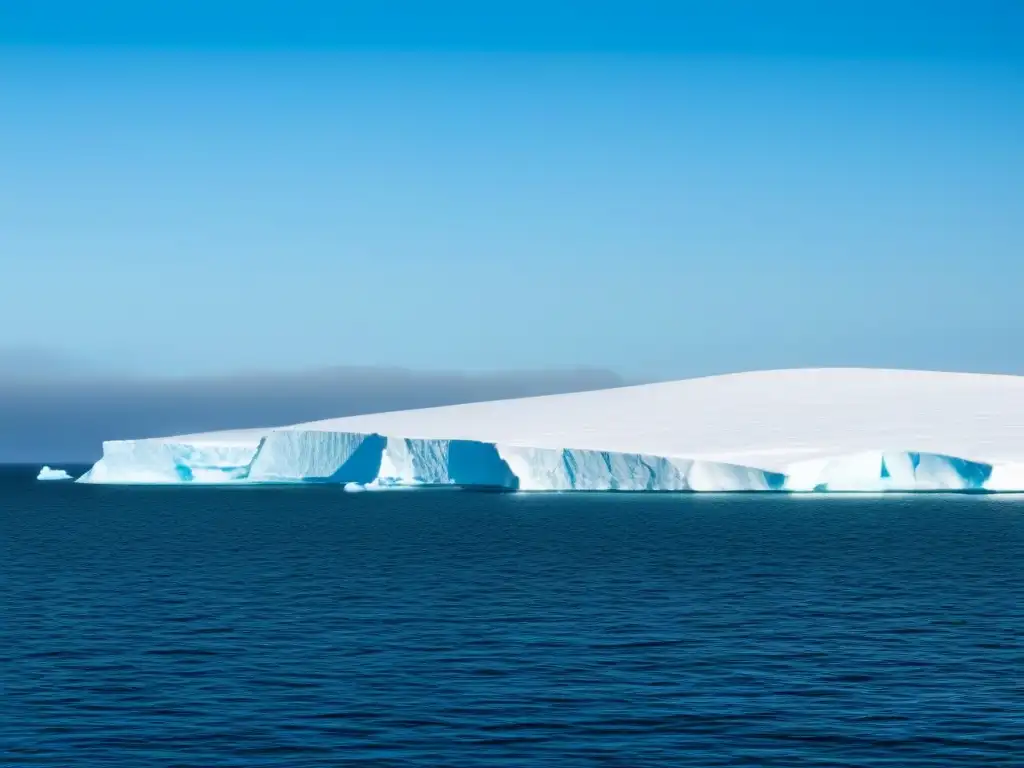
[6,340,1024,462]
[0,362,625,462]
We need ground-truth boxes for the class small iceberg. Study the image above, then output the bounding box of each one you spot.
[37,466,73,481]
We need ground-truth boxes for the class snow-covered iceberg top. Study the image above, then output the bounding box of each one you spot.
[37,466,73,481]
[77,368,1024,492]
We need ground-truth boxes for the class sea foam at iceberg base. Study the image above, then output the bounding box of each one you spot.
[78,368,1024,493]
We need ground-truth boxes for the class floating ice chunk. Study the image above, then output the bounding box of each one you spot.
[37,466,73,481]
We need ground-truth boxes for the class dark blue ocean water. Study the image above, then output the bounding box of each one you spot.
[3,467,1023,766]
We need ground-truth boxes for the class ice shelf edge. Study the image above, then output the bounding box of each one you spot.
[75,429,1024,492]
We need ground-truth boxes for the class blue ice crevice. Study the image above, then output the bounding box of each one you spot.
[375,437,519,488]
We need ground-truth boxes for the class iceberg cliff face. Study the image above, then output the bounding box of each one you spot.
[78,368,1024,492]
[77,433,785,491]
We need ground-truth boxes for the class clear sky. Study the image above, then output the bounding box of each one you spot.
[2,1,1022,381]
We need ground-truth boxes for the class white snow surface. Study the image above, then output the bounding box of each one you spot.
[77,368,1024,492]
[37,466,73,481]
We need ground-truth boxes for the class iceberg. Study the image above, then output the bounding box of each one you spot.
[37,466,73,481]
[77,368,1024,493]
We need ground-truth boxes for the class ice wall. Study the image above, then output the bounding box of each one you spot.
[77,429,785,490]
[78,429,1017,491]
[78,438,262,484]
[783,451,995,492]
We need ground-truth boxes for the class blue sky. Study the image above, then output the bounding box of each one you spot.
[2,1,1022,380]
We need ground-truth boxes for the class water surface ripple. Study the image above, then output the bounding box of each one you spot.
[3,471,1023,766]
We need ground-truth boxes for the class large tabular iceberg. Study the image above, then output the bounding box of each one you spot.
[78,368,1024,492]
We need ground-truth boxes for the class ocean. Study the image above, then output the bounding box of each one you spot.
[3,466,1023,766]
